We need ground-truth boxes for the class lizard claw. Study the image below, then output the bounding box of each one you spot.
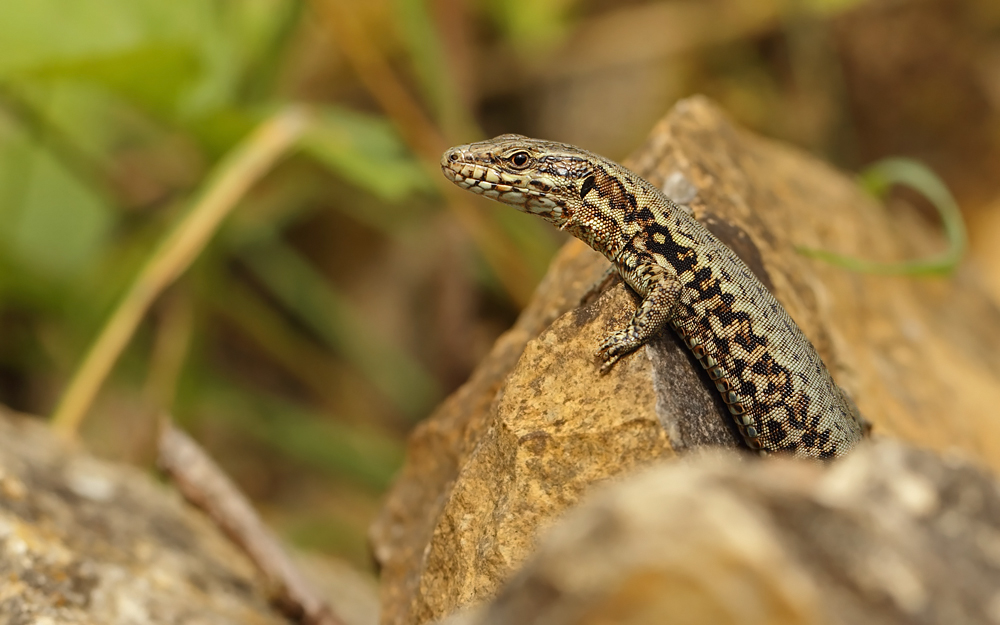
[595,330,636,374]
[596,352,620,375]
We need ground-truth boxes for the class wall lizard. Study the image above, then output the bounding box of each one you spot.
[442,134,865,459]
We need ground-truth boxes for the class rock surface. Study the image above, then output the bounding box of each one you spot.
[445,439,1000,625]
[371,96,1000,625]
[0,406,376,625]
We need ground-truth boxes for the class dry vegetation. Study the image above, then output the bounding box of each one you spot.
[0,0,998,570]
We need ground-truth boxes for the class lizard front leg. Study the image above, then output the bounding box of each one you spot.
[597,261,684,373]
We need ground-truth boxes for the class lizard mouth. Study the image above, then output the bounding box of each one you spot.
[441,149,529,195]
[440,147,562,215]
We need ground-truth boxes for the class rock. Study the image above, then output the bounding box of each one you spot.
[442,439,1000,625]
[0,406,376,625]
[371,96,1000,625]
[370,240,615,625]
[0,407,281,624]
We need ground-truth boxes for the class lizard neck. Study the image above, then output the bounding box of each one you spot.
[565,160,678,263]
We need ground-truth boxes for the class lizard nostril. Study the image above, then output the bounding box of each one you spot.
[448,152,459,161]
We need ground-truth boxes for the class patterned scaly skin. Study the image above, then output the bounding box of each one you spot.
[442,134,865,459]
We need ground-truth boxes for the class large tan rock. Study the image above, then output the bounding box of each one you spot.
[371,96,1000,625]
[446,439,1000,625]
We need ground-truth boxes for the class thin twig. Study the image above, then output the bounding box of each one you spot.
[158,418,345,625]
[50,107,311,437]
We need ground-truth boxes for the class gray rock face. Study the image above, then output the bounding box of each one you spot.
[0,408,378,625]
[0,409,285,625]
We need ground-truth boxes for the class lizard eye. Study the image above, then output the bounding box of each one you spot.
[509,151,531,169]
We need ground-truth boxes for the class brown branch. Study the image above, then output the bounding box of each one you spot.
[157,418,345,625]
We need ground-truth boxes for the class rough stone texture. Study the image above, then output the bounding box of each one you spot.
[443,440,1000,625]
[371,96,1000,625]
[0,406,376,625]
[370,241,615,625]
[413,284,675,623]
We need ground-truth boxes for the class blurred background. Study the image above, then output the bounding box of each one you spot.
[0,0,998,571]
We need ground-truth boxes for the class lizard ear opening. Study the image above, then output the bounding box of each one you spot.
[580,175,597,199]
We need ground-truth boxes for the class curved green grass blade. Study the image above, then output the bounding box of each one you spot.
[797,158,966,276]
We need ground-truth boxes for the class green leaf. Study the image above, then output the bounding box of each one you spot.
[0,1,149,76]
[300,106,432,202]
[26,44,204,118]
[484,0,576,49]
[0,0,205,77]
[0,0,258,120]
[0,127,112,279]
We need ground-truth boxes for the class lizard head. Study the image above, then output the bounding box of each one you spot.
[441,134,597,227]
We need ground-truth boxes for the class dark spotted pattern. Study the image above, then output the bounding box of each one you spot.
[441,134,865,459]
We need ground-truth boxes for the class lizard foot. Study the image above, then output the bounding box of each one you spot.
[595,330,641,374]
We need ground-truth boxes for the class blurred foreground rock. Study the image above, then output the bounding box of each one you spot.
[0,406,377,625]
[446,440,1000,625]
[372,96,1000,625]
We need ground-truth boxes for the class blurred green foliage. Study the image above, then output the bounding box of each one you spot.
[0,0,449,566]
[0,0,567,568]
[1,0,997,568]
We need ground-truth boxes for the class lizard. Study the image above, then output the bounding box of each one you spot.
[441,134,866,460]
